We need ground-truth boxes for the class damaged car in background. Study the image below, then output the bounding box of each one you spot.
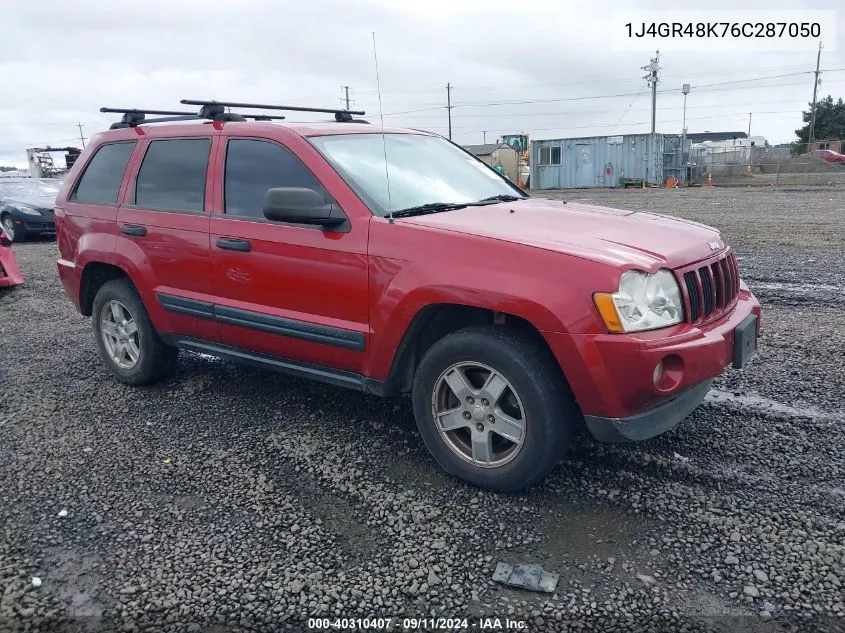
[0,177,61,243]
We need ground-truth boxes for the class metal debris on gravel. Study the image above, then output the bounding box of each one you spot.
[492,563,559,593]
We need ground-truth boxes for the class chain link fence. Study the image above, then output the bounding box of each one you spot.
[663,140,845,186]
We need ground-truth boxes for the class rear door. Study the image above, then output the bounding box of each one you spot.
[116,131,218,341]
[209,135,369,373]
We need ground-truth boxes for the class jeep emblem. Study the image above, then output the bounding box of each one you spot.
[708,240,723,251]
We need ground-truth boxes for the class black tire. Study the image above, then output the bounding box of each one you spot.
[91,278,178,385]
[1,214,24,243]
[412,326,579,492]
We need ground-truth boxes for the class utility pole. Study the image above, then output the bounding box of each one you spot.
[482,130,487,144]
[681,83,690,180]
[641,51,660,184]
[641,50,660,134]
[748,112,752,137]
[343,85,351,110]
[76,122,86,149]
[446,82,452,140]
[809,41,823,146]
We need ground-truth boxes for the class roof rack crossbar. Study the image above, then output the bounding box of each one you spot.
[180,99,365,117]
[100,107,198,116]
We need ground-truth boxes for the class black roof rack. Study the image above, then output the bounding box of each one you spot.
[100,99,364,130]
[99,106,287,129]
[181,99,366,123]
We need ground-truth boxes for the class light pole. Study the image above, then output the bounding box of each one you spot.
[681,83,690,181]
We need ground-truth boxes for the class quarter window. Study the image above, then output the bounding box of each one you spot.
[135,139,211,212]
[224,139,326,219]
[72,142,135,205]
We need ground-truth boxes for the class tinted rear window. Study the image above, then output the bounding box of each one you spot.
[72,142,135,205]
[135,139,211,212]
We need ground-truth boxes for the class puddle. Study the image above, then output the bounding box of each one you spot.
[704,388,843,421]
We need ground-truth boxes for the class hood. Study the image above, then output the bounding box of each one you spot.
[3,195,56,211]
[398,198,725,269]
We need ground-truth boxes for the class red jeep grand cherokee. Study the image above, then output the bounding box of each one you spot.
[54,101,761,491]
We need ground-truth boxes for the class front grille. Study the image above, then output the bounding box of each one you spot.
[679,252,740,322]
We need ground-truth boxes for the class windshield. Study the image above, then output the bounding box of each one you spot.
[309,133,524,217]
[0,178,62,200]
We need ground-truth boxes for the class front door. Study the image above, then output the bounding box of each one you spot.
[116,133,217,341]
[209,137,369,374]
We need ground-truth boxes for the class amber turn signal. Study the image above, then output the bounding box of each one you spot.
[593,293,624,333]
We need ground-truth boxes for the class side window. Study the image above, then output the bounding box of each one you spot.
[550,146,562,165]
[72,142,135,205]
[135,138,211,212]
[224,139,326,219]
[538,146,551,166]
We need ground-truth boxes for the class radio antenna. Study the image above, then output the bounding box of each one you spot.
[372,31,393,223]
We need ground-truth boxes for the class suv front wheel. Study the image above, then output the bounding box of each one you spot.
[1,215,21,243]
[92,278,178,385]
[412,326,578,491]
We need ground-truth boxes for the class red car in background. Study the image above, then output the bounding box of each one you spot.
[810,149,845,163]
[0,228,24,288]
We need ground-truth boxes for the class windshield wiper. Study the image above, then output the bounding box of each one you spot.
[390,195,525,218]
[390,202,468,218]
[476,194,523,203]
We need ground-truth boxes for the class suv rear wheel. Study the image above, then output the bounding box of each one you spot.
[92,279,178,385]
[412,326,578,491]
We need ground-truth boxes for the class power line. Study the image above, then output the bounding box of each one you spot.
[378,73,839,115]
[417,109,806,135]
[355,63,819,94]
[374,97,817,121]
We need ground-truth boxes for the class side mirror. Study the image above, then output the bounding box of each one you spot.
[0,231,11,247]
[262,188,346,227]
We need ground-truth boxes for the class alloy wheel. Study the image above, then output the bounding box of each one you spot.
[2,217,15,242]
[100,300,140,370]
[431,361,526,468]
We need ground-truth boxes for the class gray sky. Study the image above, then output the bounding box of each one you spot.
[1,0,844,167]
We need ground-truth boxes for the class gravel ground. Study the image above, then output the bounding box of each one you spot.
[1,186,843,633]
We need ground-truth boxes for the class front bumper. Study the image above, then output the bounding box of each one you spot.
[584,379,713,442]
[543,287,761,434]
[23,220,55,235]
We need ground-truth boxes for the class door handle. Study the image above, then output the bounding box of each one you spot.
[216,237,252,252]
[120,224,147,237]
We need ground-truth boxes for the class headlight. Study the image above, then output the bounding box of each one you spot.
[594,269,684,333]
[15,205,41,216]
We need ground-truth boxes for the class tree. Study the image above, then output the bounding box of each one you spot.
[794,95,845,148]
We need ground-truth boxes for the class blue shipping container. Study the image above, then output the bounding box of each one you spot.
[531,133,667,189]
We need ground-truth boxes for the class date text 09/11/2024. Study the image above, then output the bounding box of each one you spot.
[307,617,527,630]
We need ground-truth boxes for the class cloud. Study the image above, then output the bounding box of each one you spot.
[1,0,843,166]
